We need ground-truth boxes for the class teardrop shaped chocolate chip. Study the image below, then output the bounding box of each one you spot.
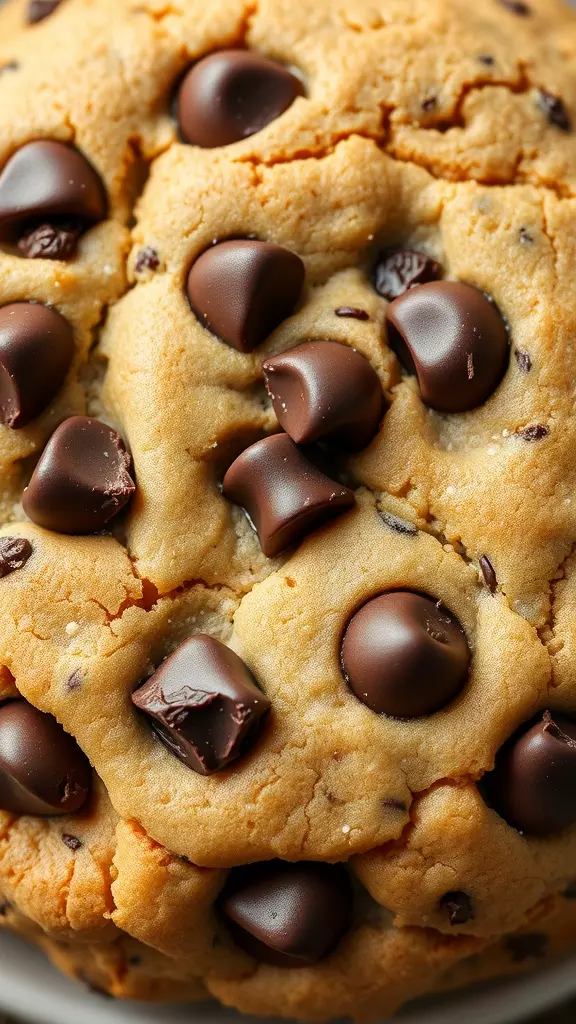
[0,303,74,427]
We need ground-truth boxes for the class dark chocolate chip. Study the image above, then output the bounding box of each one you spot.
[563,882,576,900]
[135,246,159,273]
[378,510,418,537]
[341,591,470,718]
[440,891,474,926]
[499,0,531,13]
[61,833,82,851]
[0,537,32,578]
[0,699,91,815]
[479,555,497,593]
[27,0,61,23]
[505,933,547,962]
[514,350,532,372]
[0,142,106,257]
[263,341,383,451]
[516,424,549,441]
[538,90,571,132]
[22,416,135,534]
[385,281,509,413]
[484,710,576,836]
[478,55,495,66]
[421,96,437,112]
[176,50,304,148]
[223,433,355,557]
[0,303,74,427]
[372,249,441,301]
[218,860,353,966]
[187,240,304,353]
[334,306,369,321]
[132,635,270,776]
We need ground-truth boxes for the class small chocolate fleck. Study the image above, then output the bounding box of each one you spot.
[373,248,442,301]
[61,833,82,851]
[479,555,497,593]
[0,538,32,578]
[383,797,408,813]
[519,227,533,245]
[516,424,549,441]
[67,670,83,691]
[0,61,19,75]
[17,222,80,260]
[135,246,159,274]
[514,350,532,373]
[478,55,495,66]
[334,306,370,321]
[421,96,437,112]
[505,933,547,962]
[441,891,474,926]
[538,90,571,132]
[563,882,576,900]
[499,0,531,13]
[127,955,142,967]
[378,510,418,537]
[27,0,62,23]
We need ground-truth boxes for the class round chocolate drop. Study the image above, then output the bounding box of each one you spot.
[218,860,353,966]
[176,50,304,148]
[341,591,470,718]
[0,303,74,428]
[0,700,91,816]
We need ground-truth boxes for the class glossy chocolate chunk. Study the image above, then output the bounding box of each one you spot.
[0,141,106,257]
[0,699,91,815]
[263,341,383,451]
[176,50,304,148]
[385,281,509,413]
[484,711,576,836]
[187,240,304,353]
[0,303,74,427]
[440,891,474,926]
[132,635,270,776]
[0,537,32,578]
[372,248,441,301]
[218,860,353,966]
[341,591,470,718]
[223,433,355,557]
[22,416,135,534]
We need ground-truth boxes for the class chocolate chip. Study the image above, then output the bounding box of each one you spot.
[372,249,442,301]
[484,710,576,836]
[378,510,418,537]
[499,0,531,13]
[479,555,497,593]
[519,227,533,245]
[27,0,62,23]
[421,96,437,112]
[334,306,369,321]
[0,142,106,258]
[22,416,135,534]
[263,341,383,451]
[0,303,74,427]
[218,861,353,966]
[176,50,304,148]
[505,933,547,962]
[0,538,32,578]
[440,892,474,926]
[514,350,532,372]
[382,797,408,812]
[132,635,270,776]
[187,240,304,353]
[341,591,470,718]
[478,55,495,66]
[0,699,91,815]
[537,90,571,132]
[223,433,355,557]
[61,833,82,851]
[516,424,549,441]
[385,281,509,413]
[135,246,159,274]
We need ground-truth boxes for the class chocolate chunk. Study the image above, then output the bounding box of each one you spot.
[0,537,32,578]
[132,635,270,776]
[372,249,441,301]
[499,0,531,13]
[176,50,304,148]
[27,0,61,23]
[0,141,106,258]
[516,424,549,441]
[263,341,383,451]
[479,555,497,593]
[22,416,135,534]
[505,934,547,962]
[385,281,509,413]
[484,711,576,836]
[514,349,532,372]
[135,246,159,273]
[378,510,418,537]
[218,861,353,966]
[341,591,470,718]
[0,303,74,427]
[223,433,355,557]
[0,699,91,815]
[538,90,571,132]
[440,892,474,926]
[61,833,82,851]
[187,240,304,353]
[334,306,370,321]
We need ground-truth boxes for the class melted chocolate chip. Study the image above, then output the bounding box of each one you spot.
[263,341,383,451]
[385,281,509,413]
[0,538,32,578]
[505,933,547,962]
[0,303,74,427]
[176,50,304,148]
[27,0,62,23]
[0,142,106,258]
[61,833,82,851]
[187,240,304,353]
[223,433,355,557]
[135,246,159,273]
[378,510,418,537]
[372,249,441,301]
[440,891,474,926]
[499,0,531,13]
[514,350,532,373]
[516,424,549,441]
[334,306,370,321]
[132,635,270,776]
[22,416,135,534]
[484,710,576,836]
[218,861,353,966]
[0,699,91,815]
[341,591,470,718]
[538,90,571,132]
[479,555,497,593]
